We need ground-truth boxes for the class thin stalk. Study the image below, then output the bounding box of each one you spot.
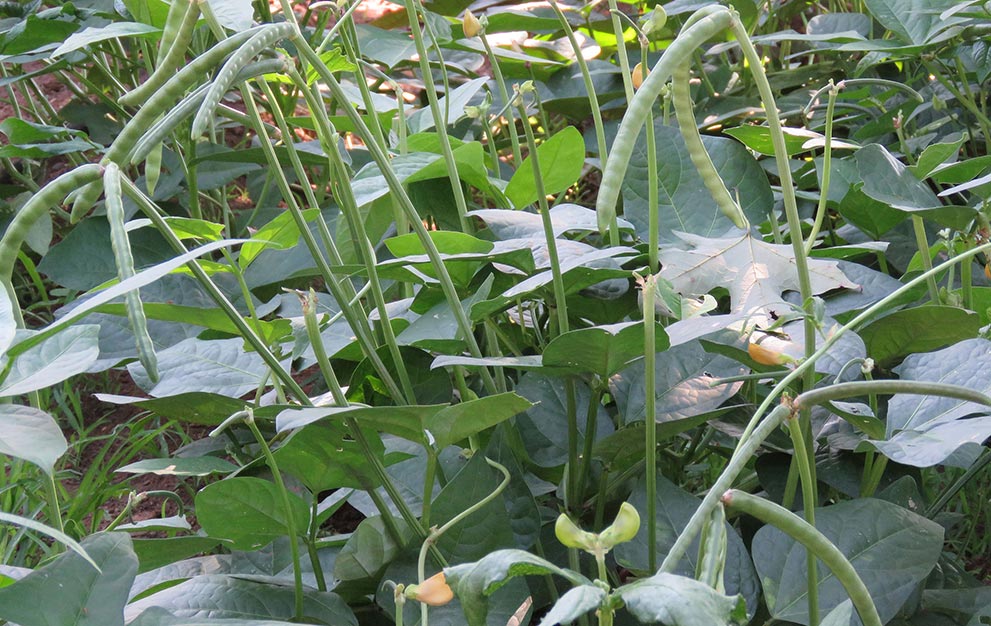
[795,380,991,410]
[565,379,580,511]
[786,414,819,626]
[643,275,658,571]
[245,413,305,621]
[805,81,838,256]
[517,93,569,335]
[547,0,616,244]
[643,42,659,274]
[308,500,327,591]
[912,215,941,303]
[927,449,991,517]
[477,30,522,167]
[294,36,499,395]
[44,475,64,537]
[400,0,472,231]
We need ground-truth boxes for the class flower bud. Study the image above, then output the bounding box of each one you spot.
[642,6,667,36]
[632,63,647,90]
[985,262,991,281]
[598,502,640,548]
[748,341,795,366]
[554,513,597,551]
[463,9,482,38]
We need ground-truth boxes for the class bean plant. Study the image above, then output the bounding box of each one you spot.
[2,0,991,624]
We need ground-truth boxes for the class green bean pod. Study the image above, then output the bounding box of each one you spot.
[157,0,192,60]
[144,140,163,196]
[696,501,727,592]
[120,0,202,107]
[130,58,288,164]
[67,28,262,222]
[721,490,882,626]
[672,60,747,229]
[190,23,295,139]
[0,164,103,283]
[595,7,733,233]
[104,163,160,383]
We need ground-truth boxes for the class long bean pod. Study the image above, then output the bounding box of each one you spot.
[721,490,882,626]
[120,0,202,107]
[190,23,295,138]
[156,0,191,60]
[596,8,732,232]
[104,163,159,382]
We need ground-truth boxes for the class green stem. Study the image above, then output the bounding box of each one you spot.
[478,31,522,167]
[245,413,305,621]
[912,215,941,304]
[795,380,991,410]
[44,474,64,537]
[805,81,838,256]
[722,490,883,626]
[643,275,658,572]
[786,414,819,626]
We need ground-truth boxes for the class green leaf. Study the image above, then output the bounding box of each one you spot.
[130,606,323,626]
[0,404,67,475]
[613,474,759,614]
[470,204,636,240]
[52,22,160,57]
[195,477,310,550]
[128,337,280,398]
[724,126,857,156]
[0,281,16,356]
[0,325,99,396]
[504,127,585,209]
[0,117,81,143]
[0,15,79,55]
[125,575,356,624]
[240,208,321,269]
[618,573,747,625]
[94,301,291,345]
[859,306,982,367]
[95,391,248,425]
[445,549,591,626]
[205,0,254,32]
[623,121,772,242]
[334,516,410,583]
[910,135,965,179]
[117,457,239,477]
[0,532,138,626]
[863,0,960,45]
[132,537,226,573]
[543,321,670,378]
[753,498,943,625]
[426,393,532,449]
[870,338,991,467]
[274,420,387,492]
[0,511,97,569]
[610,338,747,427]
[538,585,606,626]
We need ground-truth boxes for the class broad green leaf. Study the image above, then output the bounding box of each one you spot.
[543,321,670,378]
[132,537,227,573]
[610,338,747,427]
[0,405,67,475]
[334,516,410,583]
[127,337,280,398]
[614,474,759,615]
[430,453,516,562]
[658,232,857,316]
[117,457,239,477]
[239,208,321,269]
[0,324,99,396]
[753,498,943,625]
[408,78,488,134]
[125,575,356,624]
[0,15,79,55]
[623,121,772,242]
[863,0,960,45]
[0,511,97,569]
[859,306,982,367]
[470,204,636,240]
[724,126,856,156]
[425,392,532,449]
[94,302,291,345]
[122,0,170,26]
[350,145,490,208]
[538,585,607,626]
[95,391,248,425]
[910,135,965,179]
[445,549,591,626]
[130,606,322,626]
[274,420,386,492]
[0,532,138,626]
[504,127,585,209]
[354,24,416,68]
[514,373,613,468]
[0,118,83,143]
[618,573,747,625]
[52,22,160,57]
[206,0,254,31]
[195,477,310,550]
[868,339,991,467]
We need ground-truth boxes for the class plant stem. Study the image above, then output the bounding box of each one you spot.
[912,215,941,304]
[786,413,819,626]
[477,31,522,167]
[643,275,658,572]
[795,380,991,410]
[805,81,838,256]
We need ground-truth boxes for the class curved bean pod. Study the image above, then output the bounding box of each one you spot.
[119,0,202,107]
[595,7,732,233]
[104,163,159,382]
[156,0,191,60]
[721,489,882,626]
[672,59,747,228]
[190,23,295,139]
[696,501,727,591]
[68,27,262,221]
[0,164,103,283]
[144,141,163,195]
